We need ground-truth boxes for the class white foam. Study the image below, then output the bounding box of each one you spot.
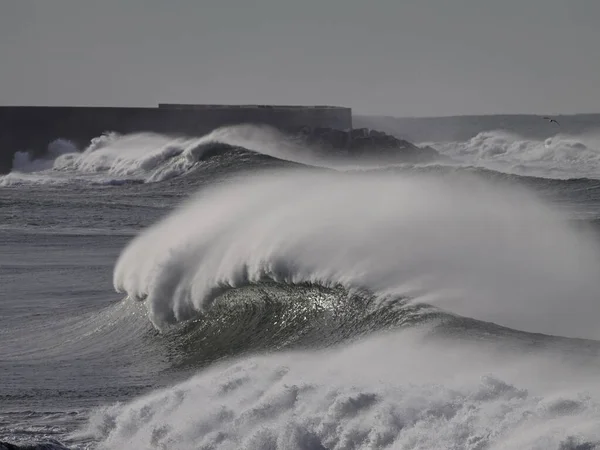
[114,170,600,339]
[50,132,207,183]
[0,125,335,187]
[77,329,600,449]
[427,130,600,179]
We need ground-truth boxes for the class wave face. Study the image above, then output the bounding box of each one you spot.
[0,125,331,187]
[114,169,600,339]
[427,130,600,180]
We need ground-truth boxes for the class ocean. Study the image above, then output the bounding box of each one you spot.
[2,123,600,449]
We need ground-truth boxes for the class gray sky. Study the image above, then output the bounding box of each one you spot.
[1,0,599,116]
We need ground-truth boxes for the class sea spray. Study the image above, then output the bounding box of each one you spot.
[0,125,333,186]
[114,169,600,339]
[10,139,79,173]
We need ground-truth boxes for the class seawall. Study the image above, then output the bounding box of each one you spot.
[0,104,352,173]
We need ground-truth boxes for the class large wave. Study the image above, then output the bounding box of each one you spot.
[427,130,600,180]
[114,169,600,340]
[0,132,197,186]
[0,125,332,187]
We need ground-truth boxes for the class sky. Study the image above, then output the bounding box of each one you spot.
[1,0,600,117]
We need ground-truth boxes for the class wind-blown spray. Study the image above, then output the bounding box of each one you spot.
[114,169,600,339]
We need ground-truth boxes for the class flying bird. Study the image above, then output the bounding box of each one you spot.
[543,116,560,126]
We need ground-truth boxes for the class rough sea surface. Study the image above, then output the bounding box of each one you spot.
[2,124,600,449]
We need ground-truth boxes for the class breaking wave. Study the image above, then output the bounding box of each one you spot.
[114,169,600,339]
[5,126,600,189]
[0,125,331,187]
[428,130,600,180]
[96,167,600,448]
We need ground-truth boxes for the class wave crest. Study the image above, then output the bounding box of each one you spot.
[78,330,600,450]
[114,170,600,339]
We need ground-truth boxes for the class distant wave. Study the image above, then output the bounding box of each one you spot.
[1,132,224,186]
[0,125,333,187]
[0,440,70,450]
[6,125,600,188]
[114,169,600,340]
[426,130,600,180]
